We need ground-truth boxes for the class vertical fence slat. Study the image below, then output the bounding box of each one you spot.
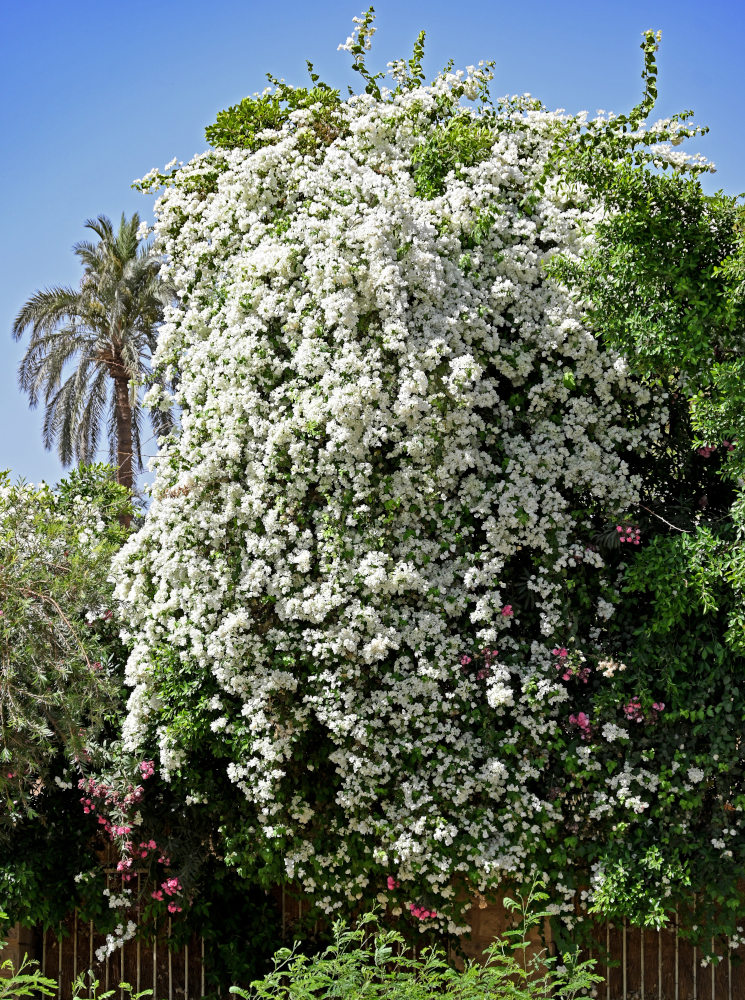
[184,943,189,1000]
[168,918,173,1000]
[73,910,78,986]
[658,927,662,1000]
[675,908,679,1000]
[57,934,62,1000]
[622,918,627,1000]
[152,924,157,1000]
[136,872,141,995]
[201,936,205,997]
[711,939,715,1000]
[606,922,611,1000]
[105,874,110,993]
[692,893,697,1000]
[640,926,645,1000]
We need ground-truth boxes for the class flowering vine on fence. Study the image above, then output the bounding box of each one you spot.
[109,11,745,948]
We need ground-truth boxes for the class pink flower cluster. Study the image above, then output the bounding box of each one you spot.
[623,699,665,723]
[568,712,592,740]
[461,647,499,681]
[386,876,400,890]
[552,648,590,683]
[152,877,183,912]
[408,902,437,920]
[623,698,643,722]
[698,441,735,458]
[501,605,514,617]
[139,839,158,859]
[78,776,144,843]
[79,763,182,910]
[617,525,641,545]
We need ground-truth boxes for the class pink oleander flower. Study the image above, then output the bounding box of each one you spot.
[460,655,472,666]
[501,605,513,617]
[151,890,164,901]
[386,876,400,890]
[162,877,181,896]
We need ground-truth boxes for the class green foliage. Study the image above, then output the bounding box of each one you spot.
[546,31,745,473]
[0,954,57,1000]
[205,72,343,153]
[232,892,600,1000]
[0,957,152,1000]
[589,845,690,929]
[0,465,131,808]
[0,466,130,929]
[542,29,745,948]
[411,111,496,199]
[69,972,152,1000]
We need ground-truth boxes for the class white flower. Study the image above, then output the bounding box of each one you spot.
[112,43,669,921]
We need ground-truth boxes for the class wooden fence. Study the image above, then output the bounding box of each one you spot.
[12,886,745,999]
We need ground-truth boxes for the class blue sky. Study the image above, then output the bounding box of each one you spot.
[1,0,743,485]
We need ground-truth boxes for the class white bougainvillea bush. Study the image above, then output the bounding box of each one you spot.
[114,15,745,944]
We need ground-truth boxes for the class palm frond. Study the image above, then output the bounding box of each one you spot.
[12,286,82,341]
[15,211,174,484]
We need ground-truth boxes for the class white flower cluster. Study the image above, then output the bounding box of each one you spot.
[114,58,666,925]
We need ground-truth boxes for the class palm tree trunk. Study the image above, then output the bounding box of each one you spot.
[113,374,134,529]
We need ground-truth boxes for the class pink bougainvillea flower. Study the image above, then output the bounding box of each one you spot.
[568,711,592,740]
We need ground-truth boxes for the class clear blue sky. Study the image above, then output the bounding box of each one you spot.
[1,0,743,485]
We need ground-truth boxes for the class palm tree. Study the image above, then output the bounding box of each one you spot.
[12,213,173,492]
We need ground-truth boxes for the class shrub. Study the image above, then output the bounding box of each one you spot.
[231,892,601,1000]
